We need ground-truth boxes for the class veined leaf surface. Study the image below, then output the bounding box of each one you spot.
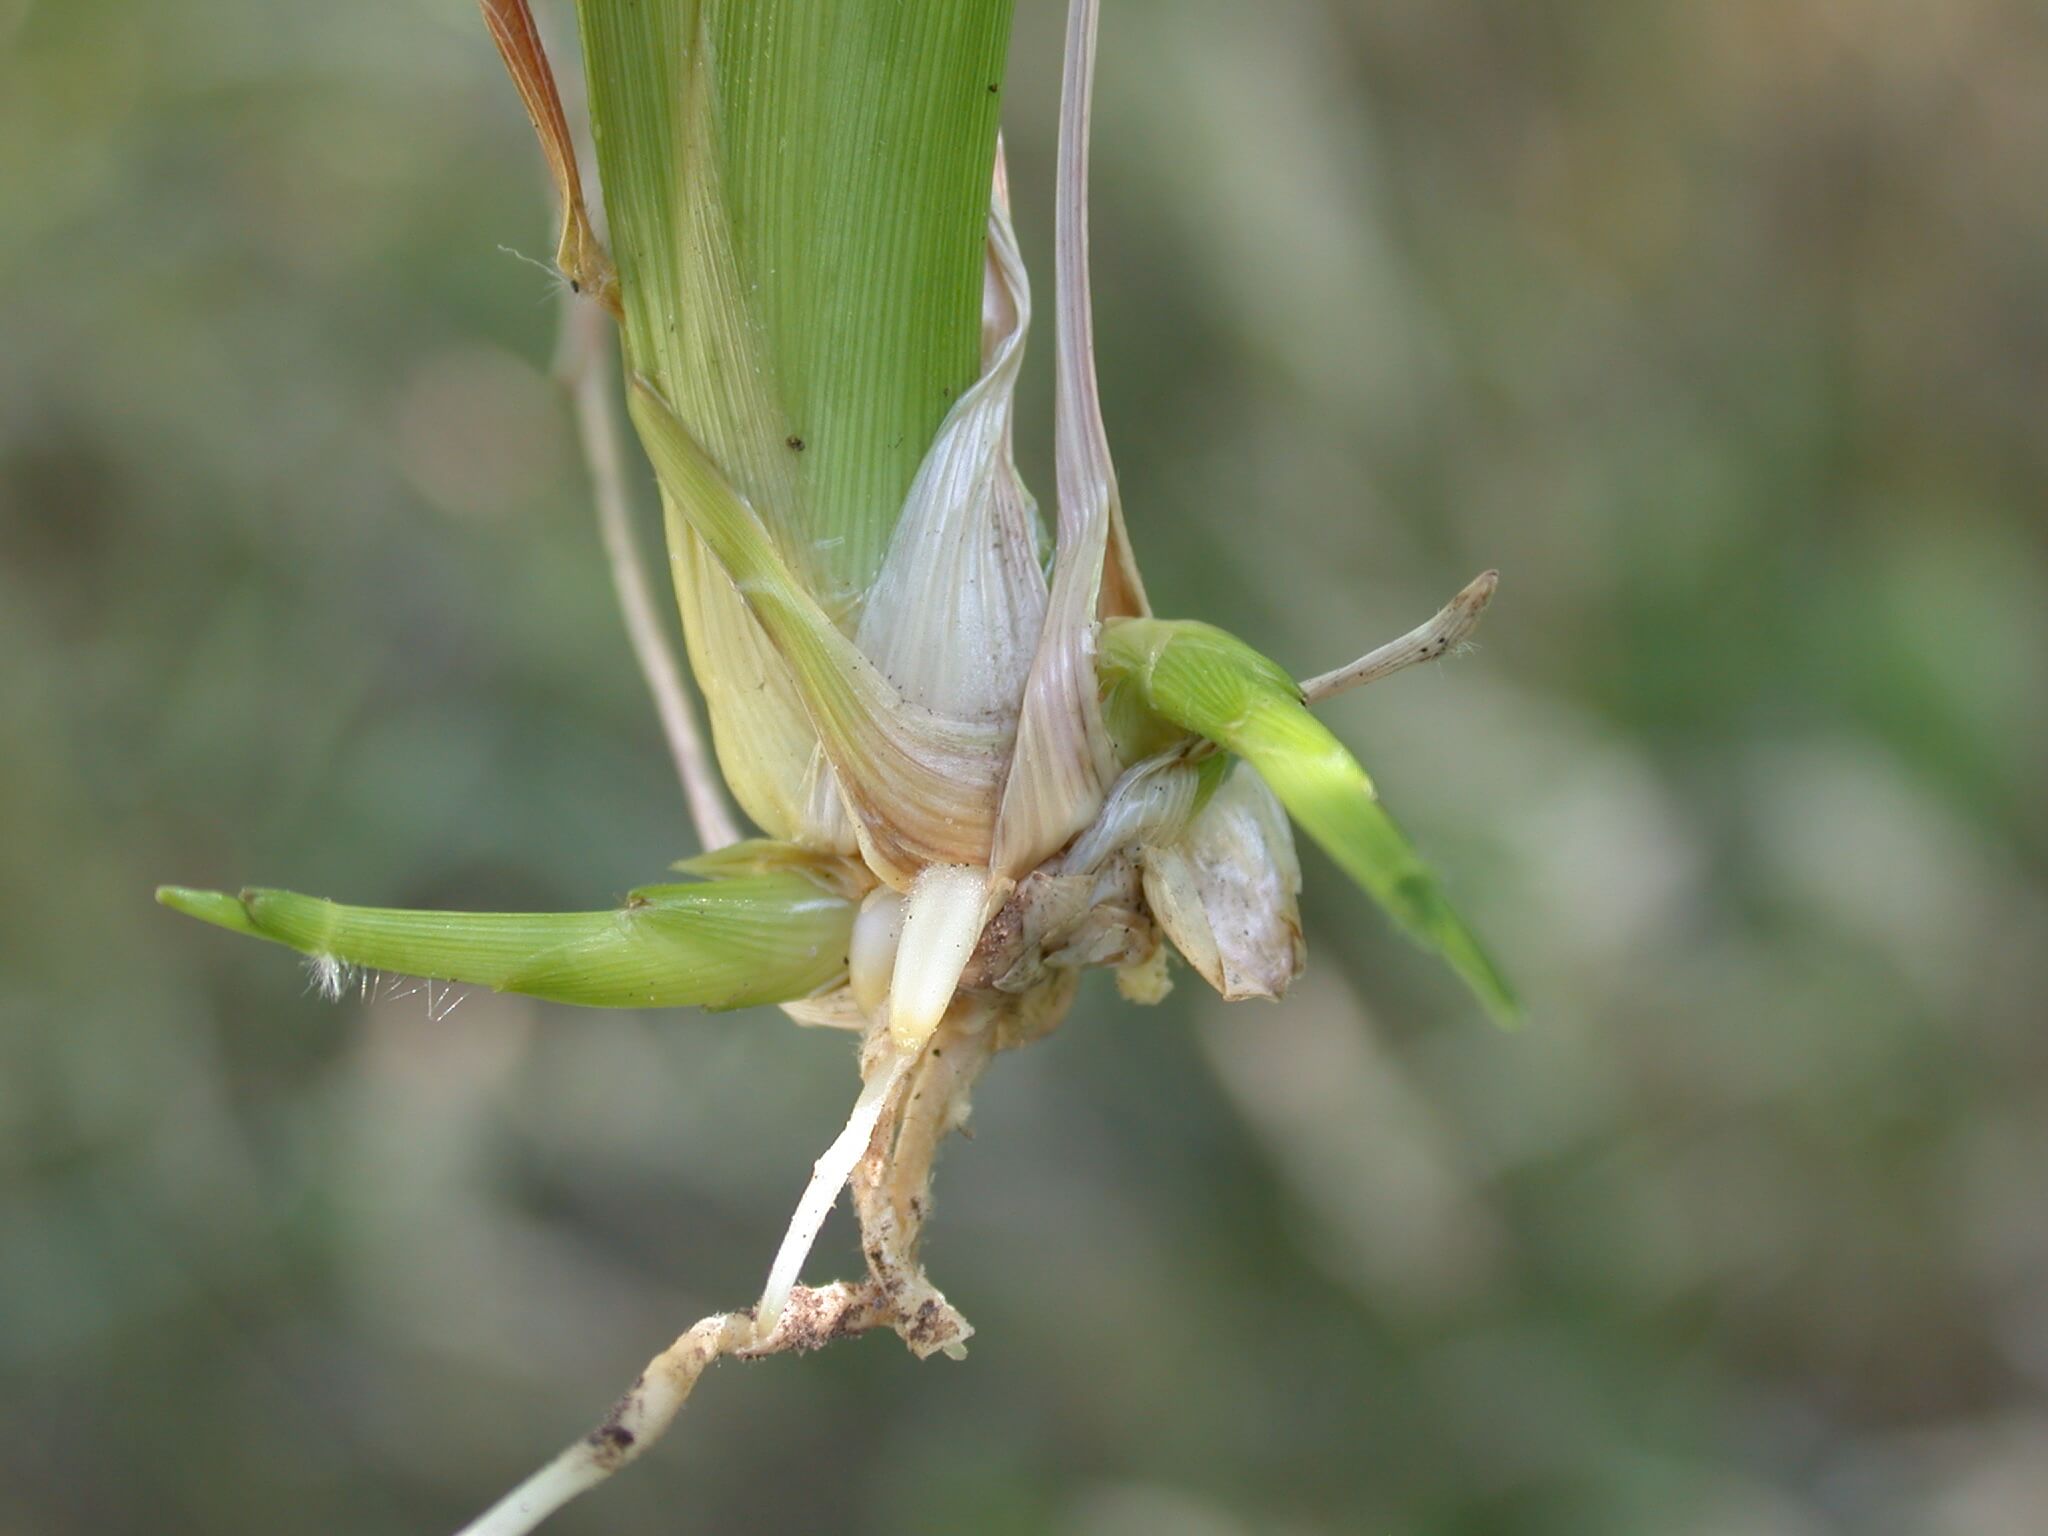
[156,875,855,1010]
[576,0,1013,840]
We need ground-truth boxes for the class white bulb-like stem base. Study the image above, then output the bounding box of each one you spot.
[849,886,907,1022]
[887,865,991,1051]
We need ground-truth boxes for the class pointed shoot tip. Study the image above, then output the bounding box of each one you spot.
[157,886,264,938]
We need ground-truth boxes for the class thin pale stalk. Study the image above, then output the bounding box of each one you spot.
[558,297,741,850]
[1300,570,1499,705]
[993,0,1126,879]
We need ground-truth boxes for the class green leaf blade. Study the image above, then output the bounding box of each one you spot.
[578,0,1013,612]
[1098,620,1520,1024]
[156,875,854,1011]
[716,3,1011,604]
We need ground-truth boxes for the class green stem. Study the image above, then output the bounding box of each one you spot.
[157,874,854,1010]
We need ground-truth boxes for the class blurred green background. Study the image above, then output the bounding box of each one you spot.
[5,0,2048,1532]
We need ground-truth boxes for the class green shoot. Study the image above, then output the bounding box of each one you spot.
[156,875,855,1010]
[1099,618,1519,1023]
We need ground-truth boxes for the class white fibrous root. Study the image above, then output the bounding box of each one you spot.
[455,1285,886,1536]
[455,998,1004,1536]
[756,1043,914,1334]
